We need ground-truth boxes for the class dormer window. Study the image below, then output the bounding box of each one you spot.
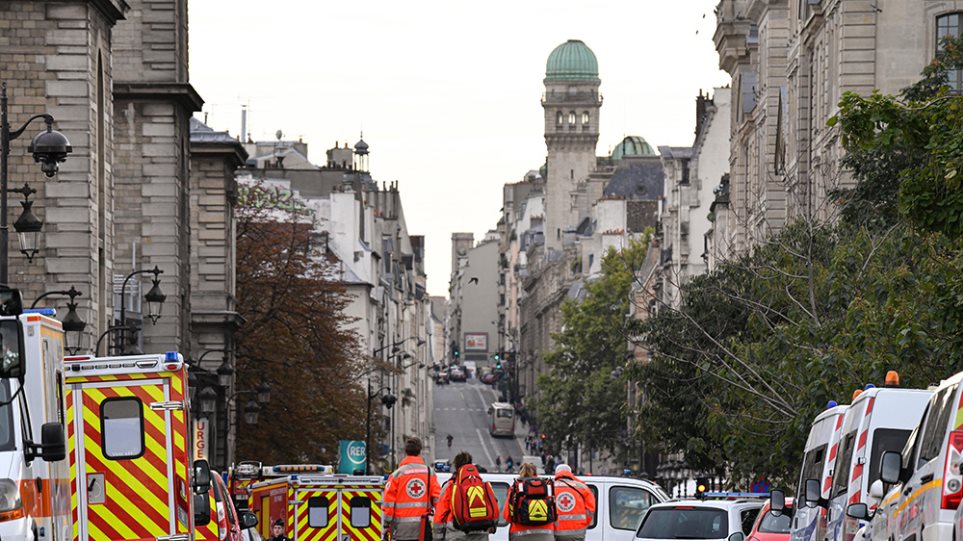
[568,111,576,125]
[581,112,590,125]
[556,111,564,126]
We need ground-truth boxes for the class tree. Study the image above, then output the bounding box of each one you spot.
[234,182,366,464]
[535,237,649,460]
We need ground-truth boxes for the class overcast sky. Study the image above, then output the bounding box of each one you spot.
[188,1,731,297]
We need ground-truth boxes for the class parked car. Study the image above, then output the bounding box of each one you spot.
[434,371,449,384]
[636,498,763,541]
[481,371,495,384]
[436,472,669,541]
[858,370,963,541]
[748,498,792,541]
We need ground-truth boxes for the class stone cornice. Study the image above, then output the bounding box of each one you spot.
[113,82,204,112]
[88,0,129,25]
[190,141,249,168]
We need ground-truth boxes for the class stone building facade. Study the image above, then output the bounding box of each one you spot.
[713,0,963,254]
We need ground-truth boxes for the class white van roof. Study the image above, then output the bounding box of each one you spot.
[804,404,849,450]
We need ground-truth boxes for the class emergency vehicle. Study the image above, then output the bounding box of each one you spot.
[822,380,930,541]
[247,466,383,541]
[229,462,263,510]
[64,351,212,541]
[0,308,70,541]
[785,401,848,541]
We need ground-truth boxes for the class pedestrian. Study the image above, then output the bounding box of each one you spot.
[383,437,441,541]
[505,456,514,472]
[432,451,499,541]
[447,434,454,449]
[545,455,556,474]
[495,455,501,473]
[269,520,292,541]
[503,463,555,541]
[552,464,595,541]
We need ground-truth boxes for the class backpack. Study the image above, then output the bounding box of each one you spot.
[449,465,499,532]
[510,477,556,526]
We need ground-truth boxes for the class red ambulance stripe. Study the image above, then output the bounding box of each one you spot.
[80,393,173,525]
[865,397,875,416]
[83,444,172,531]
[88,387,173,484]
[857,430,868,450]
[829,443,838,460]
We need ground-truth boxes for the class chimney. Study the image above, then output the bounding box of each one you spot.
[695,90,708,136]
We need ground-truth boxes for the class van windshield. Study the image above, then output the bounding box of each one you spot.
[496,409,513,418]
[796,444,826,501]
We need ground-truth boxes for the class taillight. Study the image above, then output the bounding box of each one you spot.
[942,430,963,509]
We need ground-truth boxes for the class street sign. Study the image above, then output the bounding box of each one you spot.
[338,440,366,474]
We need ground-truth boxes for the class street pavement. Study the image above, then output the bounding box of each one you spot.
[432,377,525,472]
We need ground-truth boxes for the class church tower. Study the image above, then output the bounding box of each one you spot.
[542,39,602,251]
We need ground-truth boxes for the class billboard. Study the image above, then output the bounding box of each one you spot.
[464,332,488,352]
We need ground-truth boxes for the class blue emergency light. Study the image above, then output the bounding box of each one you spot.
[24,308,56,316]
[827,400,838,409]
[864,383,876,390]
[165,351,179,361]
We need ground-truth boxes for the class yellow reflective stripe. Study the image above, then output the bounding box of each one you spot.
[895,479,942,516]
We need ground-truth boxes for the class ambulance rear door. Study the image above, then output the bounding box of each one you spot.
[338,483,382,541]
[293,478,382,541]
[69,374,181,541]
[293,485,338,541]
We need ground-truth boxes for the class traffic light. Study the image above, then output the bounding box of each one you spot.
[695,477,709,499]
[453,346,460,359]
[493,352,501,361]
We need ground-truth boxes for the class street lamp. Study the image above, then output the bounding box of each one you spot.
[11,184,41,261]
[243,400,260,425]
[216,359,234,388]
[256,379,272,403]
[0,82,72,284]
[365,381,395,475]
[116,266,165,354]
[29,286,86,353]
[198,386,217,415]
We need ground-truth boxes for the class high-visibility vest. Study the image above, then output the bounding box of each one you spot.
[552,475,595,537]
[383,457,441,539]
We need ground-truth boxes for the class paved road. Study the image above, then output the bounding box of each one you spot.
[432,378,525,472]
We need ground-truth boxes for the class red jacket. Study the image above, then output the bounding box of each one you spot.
[553,472,595,536]
[384,456,441,540]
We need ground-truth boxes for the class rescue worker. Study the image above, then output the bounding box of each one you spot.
[269,520,292,541]
[552,464,595,541]
[433,451,497,540]
[503,463,554,541]
[384,437,441,541]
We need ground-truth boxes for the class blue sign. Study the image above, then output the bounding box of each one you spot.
[338,440,366,474]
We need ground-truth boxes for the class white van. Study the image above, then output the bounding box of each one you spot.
[435,472,669,541]
[489,402,515,437]
[821,385,930,541]
[860,371,963,541]
[789,401,848,541]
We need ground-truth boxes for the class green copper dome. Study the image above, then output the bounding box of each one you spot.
[611,136,657,161]
[546,39,599,81]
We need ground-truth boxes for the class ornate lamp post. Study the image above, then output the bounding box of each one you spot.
[1,83,72,282]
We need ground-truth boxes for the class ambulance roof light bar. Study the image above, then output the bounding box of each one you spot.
[23,308,55,316]
[264,464,334,476]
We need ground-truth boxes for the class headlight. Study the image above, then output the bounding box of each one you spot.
[0,478,23,521]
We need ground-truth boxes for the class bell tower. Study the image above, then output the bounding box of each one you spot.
[542,39,602,252]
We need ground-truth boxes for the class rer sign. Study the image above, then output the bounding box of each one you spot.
[338,440,366,474]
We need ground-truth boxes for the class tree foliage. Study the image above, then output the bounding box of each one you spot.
[234,182,367,464]
[633,36,963,486]
[534,237,650,457]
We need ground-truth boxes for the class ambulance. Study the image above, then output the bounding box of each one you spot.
[229,462,263,511]
[0,306,70,541]
[247,466,384,541]
[64,351,213,541]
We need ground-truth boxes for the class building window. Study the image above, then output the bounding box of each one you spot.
[937,13,963,92]
[681,159,690,185]
[581,112,589,125]
[556,111,563,126]
[568,111,576,125]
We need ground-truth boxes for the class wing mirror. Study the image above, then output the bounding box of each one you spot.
[239,510,259,530]
[880,451,902,484]
[804,478,823,508]
[727,533,746,541]
[193,459,212,494]
[846,502,872,521]
[40,422,66,462]
[868,479,885,501]
[769,488,786,516]
[194,493,212,526]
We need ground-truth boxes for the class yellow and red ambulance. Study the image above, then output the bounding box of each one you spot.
[64,351,211,541]
[0,308,70,541]
[248,468,383,541]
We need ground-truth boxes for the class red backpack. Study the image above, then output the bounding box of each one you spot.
[449,464,499,532]
[510,477,556,526]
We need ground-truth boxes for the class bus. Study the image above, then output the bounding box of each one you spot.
[489,402,515,437]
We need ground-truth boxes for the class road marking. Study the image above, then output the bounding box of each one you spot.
[475,428,495,466]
